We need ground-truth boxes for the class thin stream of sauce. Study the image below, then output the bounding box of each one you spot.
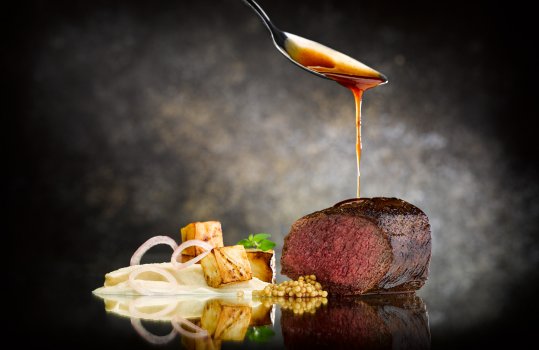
[311,72,385,198]
[284,34,386,197]
[353,88,363,198]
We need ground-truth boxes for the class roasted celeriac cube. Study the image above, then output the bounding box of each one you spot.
[180,221,224,256]
[200,245,252,288]
[201,299,251,341]
[246,249,275,283]
[179,254,195,263]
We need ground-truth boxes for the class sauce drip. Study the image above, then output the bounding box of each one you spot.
[284,34,387,198]
[321,73,386,197]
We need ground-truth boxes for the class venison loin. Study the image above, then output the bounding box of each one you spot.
[281,197,431,295]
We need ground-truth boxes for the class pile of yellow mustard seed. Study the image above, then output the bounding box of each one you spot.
[256,296,328,315]
[253,275,328,298]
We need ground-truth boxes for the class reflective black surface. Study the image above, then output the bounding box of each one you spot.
[89,293,430,349]
[12,275,537,349]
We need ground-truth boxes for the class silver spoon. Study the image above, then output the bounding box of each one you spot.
[242,0,330,80]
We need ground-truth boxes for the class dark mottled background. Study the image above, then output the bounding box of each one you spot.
[8,0,539,348]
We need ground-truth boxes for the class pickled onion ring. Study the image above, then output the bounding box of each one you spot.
[130,318,177,345]
[130,236,178,266]
[128,297,179,319]
[171,240,213,269]
[128,266,178,295]
[172,315,208,339]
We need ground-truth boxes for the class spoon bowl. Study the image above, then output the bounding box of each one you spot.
[242,0,388,83]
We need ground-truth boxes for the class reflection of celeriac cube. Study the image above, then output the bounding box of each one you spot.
[201,299,251,341]
[246,249,275,283]
[180,221,224,256]
[250,302,274,327]
[181,333,221,350]
[200,245,252,288]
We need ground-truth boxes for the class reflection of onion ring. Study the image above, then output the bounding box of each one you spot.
[130,236,178,266]
[130,318,177,345]
[128,266,178,295]
[128,297,179,319]
[171,240,213,269]
[172,315,208,339]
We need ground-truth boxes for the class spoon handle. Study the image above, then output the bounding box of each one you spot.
[242,0,286,46]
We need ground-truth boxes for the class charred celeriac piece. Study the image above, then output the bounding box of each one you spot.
[246,249,275,283]
[200,245,253,288]
[180,221,224,257]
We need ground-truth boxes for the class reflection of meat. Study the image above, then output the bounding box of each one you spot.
[281,198,431,295]
[281,294,430,350]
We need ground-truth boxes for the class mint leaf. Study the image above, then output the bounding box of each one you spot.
[237,239,252,248]
[238,233,276,251]
[253,233,271,242]
[258,240,276,251]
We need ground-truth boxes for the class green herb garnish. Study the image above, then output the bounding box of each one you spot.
[237,233,276,251]
[246,326,275,343]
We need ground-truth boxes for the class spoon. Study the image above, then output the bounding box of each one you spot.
[242,0,388,83]
[242,0,329,80]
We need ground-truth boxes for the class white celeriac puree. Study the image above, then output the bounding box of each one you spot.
[93,263,269,296]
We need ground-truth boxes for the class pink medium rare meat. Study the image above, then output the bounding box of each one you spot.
[281,197,431,295]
